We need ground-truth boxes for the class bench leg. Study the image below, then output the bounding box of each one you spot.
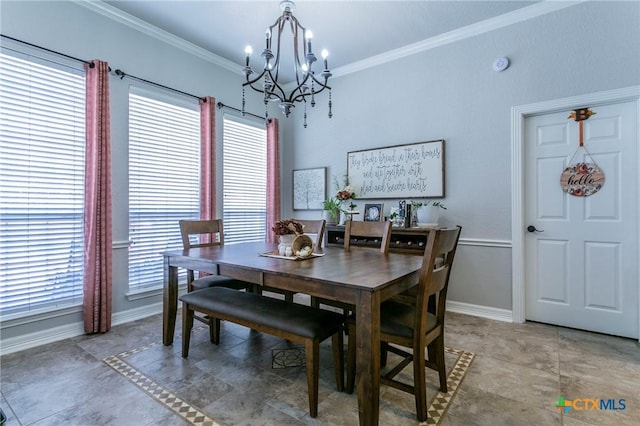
[305,340,319,418]
[182,303,194,358]
[332,331,344,392]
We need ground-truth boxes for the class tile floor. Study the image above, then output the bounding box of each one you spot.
[1,299,638,426]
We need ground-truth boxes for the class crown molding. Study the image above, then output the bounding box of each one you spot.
[332,0,582,78]
[74,0,581,80]
[72,0,240,75]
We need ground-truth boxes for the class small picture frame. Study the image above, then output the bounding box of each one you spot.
[293,167,326,210]
[364,203,384,222]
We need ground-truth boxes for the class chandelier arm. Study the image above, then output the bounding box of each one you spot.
[289,14,308,71]
[266,72,291,102]
[308,73,331,90]
[243,72,287,104]
[269,18,286,80]
[287,72,313,101]
[289,82,331,104]
[290,87,328,104]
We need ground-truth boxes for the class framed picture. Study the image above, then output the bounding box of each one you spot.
[348,139,445,199]
[364,203,384,222]
[293,167,326,210]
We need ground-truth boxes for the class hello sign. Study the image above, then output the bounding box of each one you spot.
[560,162,605,197]
[561,108,604,197]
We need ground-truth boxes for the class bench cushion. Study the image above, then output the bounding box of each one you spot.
[180,287,345,340]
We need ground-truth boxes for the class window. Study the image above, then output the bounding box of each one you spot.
[222,115,267,243]
[0,48,86,317]
[128,89,200,290]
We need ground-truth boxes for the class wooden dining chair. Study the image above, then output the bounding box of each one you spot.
[345,226,461,422]
[179,220,253,330]
[311,220,392,312]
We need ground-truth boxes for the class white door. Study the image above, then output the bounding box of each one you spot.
[524,101,638,338]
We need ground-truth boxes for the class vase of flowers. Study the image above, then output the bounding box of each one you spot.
[336,185,356,204]
[272,219,304,256]
[335,176,356,224]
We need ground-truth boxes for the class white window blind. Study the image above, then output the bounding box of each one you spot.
[0,49,86,317]
[128,90,200,290]
[223,116,267,243]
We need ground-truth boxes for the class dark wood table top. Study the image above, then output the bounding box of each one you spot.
[165,242,423,295]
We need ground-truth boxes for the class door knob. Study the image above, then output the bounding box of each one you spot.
[527,225,543,233]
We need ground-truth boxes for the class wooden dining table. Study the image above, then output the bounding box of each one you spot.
[162,241,423,426]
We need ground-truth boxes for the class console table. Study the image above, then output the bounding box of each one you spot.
[325,224,436,254]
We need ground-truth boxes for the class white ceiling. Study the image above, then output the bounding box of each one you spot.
[100,0,540,80]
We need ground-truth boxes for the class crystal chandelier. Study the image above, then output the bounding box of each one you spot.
[242,0,332,128]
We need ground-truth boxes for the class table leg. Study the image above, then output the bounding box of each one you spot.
[356,291,381,426]
[163,256,178,345]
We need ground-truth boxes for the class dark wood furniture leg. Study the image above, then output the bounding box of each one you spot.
[182,300,193,357]
[163,258,179,345]
[356,291,381,426]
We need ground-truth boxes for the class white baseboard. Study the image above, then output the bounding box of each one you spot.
[447,300,513,323]
[111,302,164,326]
[0,303,163,356]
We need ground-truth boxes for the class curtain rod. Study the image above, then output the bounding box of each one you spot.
[2,35,264,117]
[114,69,205,101]
[1,34,95,68]
[216,102,265,121]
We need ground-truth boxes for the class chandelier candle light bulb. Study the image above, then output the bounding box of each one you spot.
[305,30,313,53]
[244,45,252,66]
[321,49,329,69]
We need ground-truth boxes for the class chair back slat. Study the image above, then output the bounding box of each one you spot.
[179,219,224,249]
[344,220,392,253]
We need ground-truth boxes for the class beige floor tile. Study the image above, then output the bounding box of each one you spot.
[459,353,560,411]
[444,385,562,426]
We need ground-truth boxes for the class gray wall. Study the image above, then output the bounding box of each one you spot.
[1,1,638,344]
[279,1,639,309]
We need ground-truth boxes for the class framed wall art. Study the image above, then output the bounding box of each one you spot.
[347,139,445,199]
[364,203,384,222]
[293,167,326,210]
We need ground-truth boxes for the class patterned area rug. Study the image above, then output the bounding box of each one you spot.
[104,340,474,426]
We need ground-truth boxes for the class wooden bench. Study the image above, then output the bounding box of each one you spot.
[179,287,345,418]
